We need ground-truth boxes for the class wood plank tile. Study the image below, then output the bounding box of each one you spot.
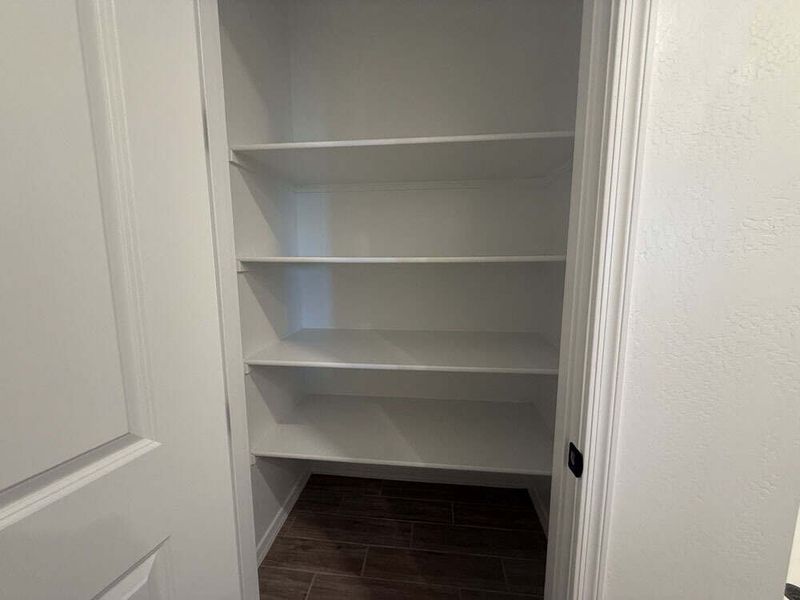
[413,523,546,559]
[306,474,383,495]
[339,494,452,524]
[293,486,342,513]
[382,480,532,507]
[263,537,367,576]
[502,558,546,595]
[453,503,542,531]
[460,591,540,599]
[285,511,412,547]
[257,566,313,600]
[363,547,506,591]
[308,574,459,600]
[281,513,297,530]
[264,475,548,600]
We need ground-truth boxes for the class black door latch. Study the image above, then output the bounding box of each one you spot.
[568,442,583,478]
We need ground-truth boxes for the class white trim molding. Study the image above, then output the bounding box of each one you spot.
[77,0,158,440]
[255,472,310,565]
[545,0,658,599]
[193,2,261,598]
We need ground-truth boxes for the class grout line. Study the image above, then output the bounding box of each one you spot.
[278,570,483,595]
[501,559,509,592]
[291,507,544,533]
[297,508,454,526]
[360,546,369,577]
[275,535,368,549]
[303,573,316,600]
[380,495,537,508]
[268,566,519,594]
[262,565,347,576]
[276,534,542,561]
[459,584,542,599]
[275,568,528,598]
[311,484,539,510]
[359,490,538,508]
[305,485,540,509]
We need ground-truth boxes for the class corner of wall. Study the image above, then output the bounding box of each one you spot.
[529,476,552,537]
[250,460,310,565]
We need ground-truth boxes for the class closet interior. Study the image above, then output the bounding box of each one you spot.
[215,0,582,575]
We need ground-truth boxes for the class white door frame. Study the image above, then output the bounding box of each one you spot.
[194,0,659,598]
[194,2,261,599]
[546,0,658,599]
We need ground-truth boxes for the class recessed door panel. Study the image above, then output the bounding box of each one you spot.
[95,549,167,600]
[0,0,129,491]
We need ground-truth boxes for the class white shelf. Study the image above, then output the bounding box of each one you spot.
[251,395,554,475]
[238,255,567,265]
[230,132,574,186]
[245,328,559,374]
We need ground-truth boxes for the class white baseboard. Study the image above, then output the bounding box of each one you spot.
[255,471,310,565]
[529,478,551,537]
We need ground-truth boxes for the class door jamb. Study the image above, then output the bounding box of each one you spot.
[193,1,260,599]
[546,0,658,599]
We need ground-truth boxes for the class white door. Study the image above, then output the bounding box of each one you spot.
[0,2,242,598]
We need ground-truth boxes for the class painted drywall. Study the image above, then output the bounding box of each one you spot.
[250,459,308,558]
[603,2,800,599]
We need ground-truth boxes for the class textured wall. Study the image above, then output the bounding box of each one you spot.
[604,1,800,598]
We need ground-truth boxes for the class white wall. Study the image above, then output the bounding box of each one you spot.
[250,459,307,558]
[604,1,800,598]
[288,0,580,140]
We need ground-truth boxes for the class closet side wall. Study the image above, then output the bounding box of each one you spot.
[219,0,308,556]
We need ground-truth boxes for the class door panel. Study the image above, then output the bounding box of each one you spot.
[0,0,129,491]
[0,441,167,599]
[95,550,167,600]
[0,1,242,598]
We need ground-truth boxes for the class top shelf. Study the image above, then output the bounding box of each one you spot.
[230,132,575,186]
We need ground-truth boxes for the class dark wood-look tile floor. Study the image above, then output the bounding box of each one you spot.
[260,475,547,599]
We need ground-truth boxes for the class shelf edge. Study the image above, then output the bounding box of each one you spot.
[249,448,553,477]
[237,255,568,265]
[231,131,576,153]
[244,359,558,375]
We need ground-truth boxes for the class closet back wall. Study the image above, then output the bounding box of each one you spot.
[220,0,581,142]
